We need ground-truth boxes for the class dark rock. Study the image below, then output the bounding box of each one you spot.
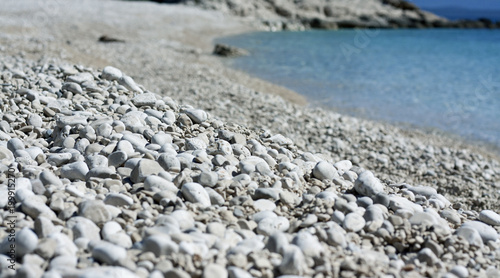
[213,44,249,57]
[383,0,419,11]
[309,18,338,29]
[98,35,125,43]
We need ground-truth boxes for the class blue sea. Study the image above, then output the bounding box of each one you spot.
[217,29,500,150]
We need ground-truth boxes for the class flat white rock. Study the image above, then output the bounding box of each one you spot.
[354,171,384,197]
[312,161,337,180]
[478,210,500,226]
[181,183,211,208]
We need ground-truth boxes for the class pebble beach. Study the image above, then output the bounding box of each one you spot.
[1,1,500,278]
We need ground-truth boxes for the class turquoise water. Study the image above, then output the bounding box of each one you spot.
[217,29,500,149]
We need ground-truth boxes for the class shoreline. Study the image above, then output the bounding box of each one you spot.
[213,39,500,162]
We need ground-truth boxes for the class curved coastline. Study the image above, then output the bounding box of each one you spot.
[214,28,500,160]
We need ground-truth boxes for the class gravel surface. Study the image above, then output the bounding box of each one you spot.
[1,1,500,277]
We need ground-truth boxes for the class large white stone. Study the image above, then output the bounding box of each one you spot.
[478,210,500,226]
[181,183,211,208]
[354,171,384,197]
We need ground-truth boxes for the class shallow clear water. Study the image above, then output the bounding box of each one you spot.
[217,29,500,148]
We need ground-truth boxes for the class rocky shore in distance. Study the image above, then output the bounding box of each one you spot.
[182,0,500,30]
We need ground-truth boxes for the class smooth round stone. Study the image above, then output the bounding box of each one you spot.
[144,176,178,192]
[389,196,423,213]
[104,193,133,207]
[75,138,90,154]
[7,138,25,153]
[119,75,143,93]
[409,212,438,227]
[408,185,437,199]
[101,66,123,81]
[256,216,289,236]
[101,226,132,249]
[254,188,281,200]
[333,160,352,173]
[158,154,181,172]
[91,241,127,264]
[252,211,277,223]
[85,154,108,168]
[266,232,289,255]
[279,245,307,276]
[331,211,345,225]
[239,156,268,175]
[461,221,499,243]
[206,222,226,238]
[151,133,172,146]
[357,196,373,208]
[292,231,323,258]
[79,125,97,142]
[83,143,102,156]
[101,221,123,239]
[142,234,179,257]
[60,161,89,181]
[27,114,43,128]
[227,266,252,278]
[363,205,385,222]
[78,266,138,278]
[229,237,265,256]
[373,193,391,207]
[185,138,207,150]
[298,214,317,228]
[132,92,157,107]
[456,226,484,247]
[478,210,500,226]
[49,255,78,270]
[170,210,195,230]
[198,172,218,187]
[62,137,76,149]
[417,248,438,266]
[315,191,337,202]
[46,152,72,166]
[14,227,38,257]
[67,216,101,241]
[354,171,384,198]
[115,140,135,156]
[34,216,57,239]
[203,263,228,278]
[440,209,461,225]
[450,265,469,278]
[40,170,63,187]
[253,199,276,212]
[326,227,347,248]
[79,200,112,224]
[205,187,225,206]
[36,238,58,260]
[130,159,164,183]
[96,123,113,138]
[121,134,148,149]
[108,151,128,168]
[0,146,14,161]
[47,232,78,257]
[312,161,337,180]
[184,108,207,124]
[181,182,211,208]
[343,212,366,232]
[67,72,93,84]
[22,196,57,219]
